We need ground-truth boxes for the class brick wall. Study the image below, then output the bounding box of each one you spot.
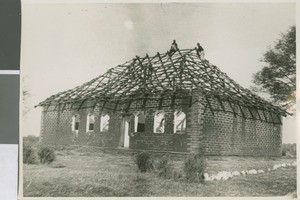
[41,105,73,145]
[40,91,282,156]
[41,102,123,148]
[129,105,189,152]
[203,97,282,156]
[40,93,195,152]
[185,92,205,153]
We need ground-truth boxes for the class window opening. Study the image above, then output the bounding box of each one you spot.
[134,111,146,132]
[100,114,110,132]
[86,114,95,132]
[174,110,186,133]
[154,111,165,133]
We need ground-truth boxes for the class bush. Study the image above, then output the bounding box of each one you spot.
[282,148,287,156]
[23,135,40,148]
[156,157,174,179]
[38,146,56,164]
[282,143,296,157]
[183,153,206,183]
[23,145,36,164]
[134,152,154,173]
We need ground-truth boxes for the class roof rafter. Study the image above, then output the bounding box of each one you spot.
[37,41,288,118]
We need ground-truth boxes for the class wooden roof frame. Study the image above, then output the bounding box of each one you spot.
[36,41,288,122]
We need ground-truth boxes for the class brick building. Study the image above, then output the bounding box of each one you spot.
[37,41,287,156]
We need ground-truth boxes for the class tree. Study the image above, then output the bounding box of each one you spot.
[252,26,296,113]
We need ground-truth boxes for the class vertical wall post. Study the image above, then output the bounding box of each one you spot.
[186,90,206,154]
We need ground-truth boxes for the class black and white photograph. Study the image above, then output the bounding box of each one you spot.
[20,1,297,198]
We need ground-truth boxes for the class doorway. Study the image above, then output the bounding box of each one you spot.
[122,116,130,148]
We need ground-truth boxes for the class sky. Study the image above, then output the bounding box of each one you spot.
[21,3,296,143]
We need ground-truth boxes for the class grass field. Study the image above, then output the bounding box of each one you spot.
[23,146,296,197]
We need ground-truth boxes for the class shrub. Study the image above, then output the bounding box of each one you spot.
[282,148,287,156]
[38,146,56,164]
[23,145,36,164]
[23,135,40,148]
[282,143,296,157]
[183,153,206,183]
[134,152,154,173]
[156,157,174,179]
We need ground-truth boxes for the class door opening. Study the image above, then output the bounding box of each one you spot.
[123,116,130,148]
